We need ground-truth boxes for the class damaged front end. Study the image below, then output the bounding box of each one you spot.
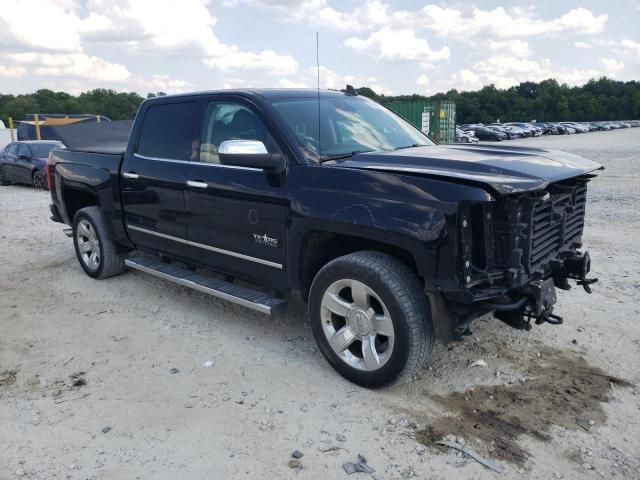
[450,173,599,333]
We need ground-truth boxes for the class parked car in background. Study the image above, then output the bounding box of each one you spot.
[486,125,517,139]
[468,126,507,141]
[533,123,559,135]
[549,123,572,134]
[456,127,478,143]
[503,125,530,138]
[560,122,589,133]
[506,122,540,137]
[0,140,63,189]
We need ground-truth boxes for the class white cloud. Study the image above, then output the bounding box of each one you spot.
[274,78,309,88]
[425,6,606,38]
[238,0,393,32]
[141,74,195,93]
[547,8,607,34]
[221,78,257,89]
[487,40,531,58]
[619,39,640,58]
[0,0,300,82]
[416,75,429,87]
[0,0,84,52]
[574,42,592,49]
[269,66,392,94]
[8,52,131,82]
[268,3,608,41]
[553,68,602,85]
[600,58,625,72]
[447,56,603,91]
[345,27,450,62]
[204,50,298,75]
[450,69,483,91]
[0,65,26,78]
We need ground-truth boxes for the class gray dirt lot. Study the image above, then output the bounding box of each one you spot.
[1,128,639,479]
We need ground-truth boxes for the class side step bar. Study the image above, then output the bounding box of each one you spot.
[125,255,287,315]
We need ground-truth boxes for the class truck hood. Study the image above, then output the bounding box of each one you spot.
[335,144,602,195]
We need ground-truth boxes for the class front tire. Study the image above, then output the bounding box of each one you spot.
[32,171,45,190]
[0,166,10,186]
[309,251,434,387]
[72,206,127,279]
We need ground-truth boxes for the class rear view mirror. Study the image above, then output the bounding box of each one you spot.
[218,140,285,173]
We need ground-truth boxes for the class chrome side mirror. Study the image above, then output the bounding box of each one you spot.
[218,140,285,173]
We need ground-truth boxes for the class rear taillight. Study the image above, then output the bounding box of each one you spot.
[46,159,54,191]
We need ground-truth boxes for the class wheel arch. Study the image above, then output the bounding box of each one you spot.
[63,185,100,222]
[295,229,423,301]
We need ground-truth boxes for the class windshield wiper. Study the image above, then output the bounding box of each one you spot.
[392,143,424,150]
[318,150,369,164]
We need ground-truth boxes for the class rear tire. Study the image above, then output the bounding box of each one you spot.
[72,206,127,279]
[0,166,10,186]
[309,251,434,387]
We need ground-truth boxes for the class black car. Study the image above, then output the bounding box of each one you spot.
[485,125,517,139]
[470,126,507,141]
[0,140,63,189]
[533,123,559,135]
[47,88,601,387]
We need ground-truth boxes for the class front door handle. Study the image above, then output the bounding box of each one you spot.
[187,180,208,191]
[123,171,139,180]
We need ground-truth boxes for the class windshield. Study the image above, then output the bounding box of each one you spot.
[271,95,433,162]
[29,143,60,158]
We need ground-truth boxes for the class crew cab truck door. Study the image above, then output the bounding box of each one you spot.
[122,100,202,259]
[185,98,288,288]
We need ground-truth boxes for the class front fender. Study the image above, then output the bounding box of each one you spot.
[287,165,492,290]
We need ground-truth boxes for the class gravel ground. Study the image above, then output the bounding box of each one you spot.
[1,128,639,479]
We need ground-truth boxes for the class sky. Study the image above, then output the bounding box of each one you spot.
[0,0,638,96]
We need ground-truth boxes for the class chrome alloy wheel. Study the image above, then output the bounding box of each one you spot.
[76,219,101,271]
[320,279,395,371]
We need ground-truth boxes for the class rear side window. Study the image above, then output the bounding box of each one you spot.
[137,102,197,161]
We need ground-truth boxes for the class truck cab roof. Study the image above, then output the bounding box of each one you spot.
[143,88,354,103]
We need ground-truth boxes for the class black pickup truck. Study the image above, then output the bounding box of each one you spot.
[48,88,601,386]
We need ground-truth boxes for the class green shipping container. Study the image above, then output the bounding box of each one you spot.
[386,100,456,144]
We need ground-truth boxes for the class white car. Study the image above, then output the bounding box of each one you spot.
[456,128,479,143]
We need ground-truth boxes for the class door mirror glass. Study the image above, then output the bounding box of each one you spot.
[218,140,285,173]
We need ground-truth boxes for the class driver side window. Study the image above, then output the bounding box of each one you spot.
[17,144,30,158]
[199,101,278,164]
[6,144,18,159]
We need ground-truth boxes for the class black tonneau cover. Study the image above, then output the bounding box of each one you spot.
[50,120,133,155]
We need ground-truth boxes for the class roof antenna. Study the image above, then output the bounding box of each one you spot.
[316,31,321,161]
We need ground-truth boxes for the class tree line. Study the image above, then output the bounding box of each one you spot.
[0,89,166,126]
[1,78,639,126]
[359,77,640,124]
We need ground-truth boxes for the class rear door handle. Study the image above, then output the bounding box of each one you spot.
[187,180,208,191]
[123,171,139,180]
